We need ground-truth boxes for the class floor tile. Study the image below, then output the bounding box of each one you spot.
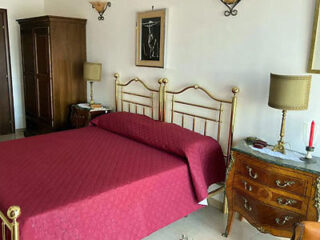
[0,131,24,142]
[144,207,287,240]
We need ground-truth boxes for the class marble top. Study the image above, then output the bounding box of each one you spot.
[232,140,320,176]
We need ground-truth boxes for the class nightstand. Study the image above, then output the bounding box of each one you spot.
[70,104,111,129]
[224,140,320,238]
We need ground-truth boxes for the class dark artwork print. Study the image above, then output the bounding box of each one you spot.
[141,17,161,61]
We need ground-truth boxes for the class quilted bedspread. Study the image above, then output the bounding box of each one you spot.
[0,113,225,240]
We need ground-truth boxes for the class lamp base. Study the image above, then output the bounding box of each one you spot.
[272,140,285,154]
[89,81,95,106]
[272,109,287,155]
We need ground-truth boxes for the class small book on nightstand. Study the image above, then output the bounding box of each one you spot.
[90,103,102,109]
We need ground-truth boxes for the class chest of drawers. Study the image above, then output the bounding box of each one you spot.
[224,141,320,238]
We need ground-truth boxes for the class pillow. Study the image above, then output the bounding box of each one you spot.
[91,112,216,157]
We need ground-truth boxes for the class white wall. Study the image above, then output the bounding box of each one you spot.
[42,0,320,155]
[0,0,44,129]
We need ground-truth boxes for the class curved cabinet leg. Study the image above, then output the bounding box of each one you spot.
[222,210,234,237]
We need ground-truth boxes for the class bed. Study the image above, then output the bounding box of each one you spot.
[0,73,239,240]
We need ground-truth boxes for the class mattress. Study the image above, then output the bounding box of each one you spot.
[0,113,225,240]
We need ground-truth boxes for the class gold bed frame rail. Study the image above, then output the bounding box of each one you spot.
[1,74,238,239]
[114,73,239,213]
[161,81,239,165]
[159,81,239,214]
[114,73,166,120]
[0,206,20,240]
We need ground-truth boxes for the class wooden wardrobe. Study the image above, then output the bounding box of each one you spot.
[17,16,87,135]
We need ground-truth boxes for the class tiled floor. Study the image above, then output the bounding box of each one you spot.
[144,206,286,240]
[1,132,287,240]
[0,131,24,142]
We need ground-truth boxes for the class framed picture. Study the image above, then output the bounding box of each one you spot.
[136,9,166,68]
[308,0,320,73]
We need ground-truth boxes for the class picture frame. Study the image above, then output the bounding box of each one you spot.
[136,9,166,68]
[308,0,320,73]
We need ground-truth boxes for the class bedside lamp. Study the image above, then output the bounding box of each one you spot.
[268,73,311,154]
[84,62,102,105]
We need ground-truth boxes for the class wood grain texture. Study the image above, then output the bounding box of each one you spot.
[233,174,307,215]
[224,151,319,238]
[236,155,311,197]
[18,16,87,135]
[0,9,14,134]
[70,105,106,129]
[233,190,304,236]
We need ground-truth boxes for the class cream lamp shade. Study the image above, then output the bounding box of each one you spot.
[83,62,102,82]
[268,74,311,110]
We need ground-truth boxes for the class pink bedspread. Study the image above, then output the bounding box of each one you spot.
[0,115,225,240]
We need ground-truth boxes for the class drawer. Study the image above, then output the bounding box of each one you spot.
[233,174,308,215]
[235,153,310,197]
[233,190,304,232]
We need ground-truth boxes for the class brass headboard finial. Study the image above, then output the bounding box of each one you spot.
[158,78,168,84]
[1,206,21,240]
[114,73,120,79]
[232,87,239,95]
[7,206,21,221]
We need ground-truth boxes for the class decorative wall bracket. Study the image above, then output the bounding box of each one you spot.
[90,1,111,20]
[219,0,242,17]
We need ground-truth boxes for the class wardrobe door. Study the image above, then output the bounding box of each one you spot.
[0,9,14,134]
[34,27,53,127]
[21,27,37,119]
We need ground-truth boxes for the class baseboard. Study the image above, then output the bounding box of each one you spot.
[208,198,223,210]
[15,128,25,133]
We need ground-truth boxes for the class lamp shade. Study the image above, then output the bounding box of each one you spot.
[84,62,102,82]
[268,73,311,110]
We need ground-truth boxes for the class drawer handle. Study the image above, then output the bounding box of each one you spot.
[242,180,252,192]
[275,180,295,188]
[246,166,258,179]
[243,197,252,212]
[277,198,297,206]
[275,216,293,225]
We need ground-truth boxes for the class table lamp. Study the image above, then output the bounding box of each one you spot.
[268,73,311,154]
[84,62,102,105]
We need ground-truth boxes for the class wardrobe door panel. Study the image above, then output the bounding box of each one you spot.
[24,75,37,117]
[21,28,37,117]
[38,76,52,123]
[34,27,52,126]
[21,28,35,73]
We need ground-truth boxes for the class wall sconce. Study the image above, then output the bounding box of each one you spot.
[89,1,111,20]
[219,0,242,17]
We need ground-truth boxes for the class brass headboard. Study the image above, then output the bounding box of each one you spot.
[114,73,239,164]
[161,81,239,213]
[114,73,167,120]
[161,81,239,165]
